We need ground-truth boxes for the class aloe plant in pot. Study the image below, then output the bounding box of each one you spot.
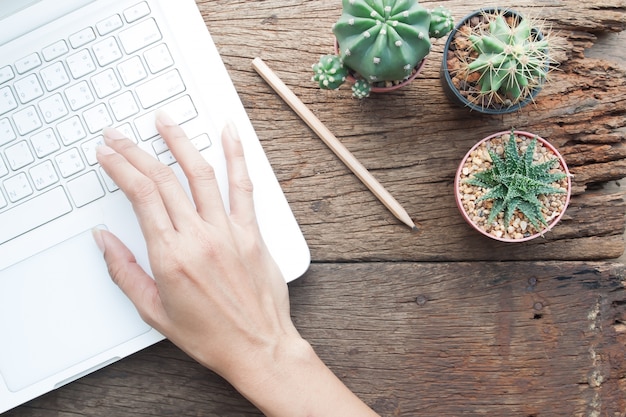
[312,0,454,98]
[455,130,571,242]
[441,8,559,114]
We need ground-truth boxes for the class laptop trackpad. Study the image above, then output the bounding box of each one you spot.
[0,228,151,392]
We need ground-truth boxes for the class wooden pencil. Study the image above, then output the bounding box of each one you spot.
[252,57,417,230]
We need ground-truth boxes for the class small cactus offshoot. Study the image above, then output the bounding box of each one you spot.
[466,11,553,105]
[464,131,567,230]
[351,78,371,99]
[312,55,348,90]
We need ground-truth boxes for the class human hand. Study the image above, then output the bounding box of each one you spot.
[93,113,379,417]
[93,113,301,379]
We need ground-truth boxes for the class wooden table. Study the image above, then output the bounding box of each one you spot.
[10,1,626,415]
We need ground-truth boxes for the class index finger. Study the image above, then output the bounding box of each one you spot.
[96,144,175,240]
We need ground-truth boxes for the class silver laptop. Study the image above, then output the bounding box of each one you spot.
[0,0,310,412]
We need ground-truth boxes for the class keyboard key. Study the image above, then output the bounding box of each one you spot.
[92,37,123,66]
[57,116,87,145]
[151,137,168,154]
[134,95,197,141]
[0,86,18,116]
[0,186,72,245]
[157,150,175,165]
[191,134,212,152]
[14,74,44,104]
[0,66,15,85]
[0,118,16,146]
[15,53,42,74]
[40,62,71,91]
[0,156,8,178]
[65,81,95,111]
[55,147,85,177]
[96,14,123,36]
[135,69,185,108]
[3,172,33,202]
[0,190,6,209]
[83,103,113,133]
[39,93,69,123]
[5,140,35,170]
[109,91,139,121]
[29,160,59,190]
[91,69,121,98]
[116,122,138,143]
[66,49,97,79]
[69,27,96,49]
[123,2,151,23]
[117,56,147,86]
[13,106,42,135]
[81,135,104,165]
[144,44,173,73]
[42,40,69,61]
[67,170,105,207]
[30,128,61,158]
[118,18,161,54]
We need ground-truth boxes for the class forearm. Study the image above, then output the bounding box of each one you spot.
[229,336,380,417]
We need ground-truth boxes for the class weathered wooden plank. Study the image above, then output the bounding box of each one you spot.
[8,262,624,416]
[197,0,626,262]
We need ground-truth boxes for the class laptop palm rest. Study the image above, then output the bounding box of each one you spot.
[0,227,150,392]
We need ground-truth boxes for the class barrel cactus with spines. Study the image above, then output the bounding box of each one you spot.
[466,13,551,103]
[333,0,453,83]
[312,0,454,98]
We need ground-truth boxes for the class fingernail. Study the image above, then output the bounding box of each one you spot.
[225,121,240,142]
[103,127,127,140]
[92,228,105,254]
[156,110,177,127]
[96,145,116,156]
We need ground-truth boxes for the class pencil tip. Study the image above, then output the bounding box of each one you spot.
[411,225,419,232]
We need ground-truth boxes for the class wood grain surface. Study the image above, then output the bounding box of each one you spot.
[200,0,626,262]
[6,1,626,416]
[10,262,625,416]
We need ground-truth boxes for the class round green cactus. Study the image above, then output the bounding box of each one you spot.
[466,13,551,103]
[332,0,453,82]
[312,54,349,90]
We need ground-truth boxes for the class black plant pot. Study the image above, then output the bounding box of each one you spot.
[440,8,546,115]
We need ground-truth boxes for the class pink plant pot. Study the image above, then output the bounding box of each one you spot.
[455,130,572,242]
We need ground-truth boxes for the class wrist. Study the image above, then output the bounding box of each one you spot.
[225,335,379,417]
[229,334,317,402]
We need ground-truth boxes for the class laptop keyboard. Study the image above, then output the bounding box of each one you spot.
[0,1,211,245]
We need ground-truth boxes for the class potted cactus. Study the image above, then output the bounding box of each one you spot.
[455,130,571,242]
[312,0,454,98]
[440,8,559,114]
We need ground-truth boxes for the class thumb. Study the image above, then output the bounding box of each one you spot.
[92,228,164,328]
